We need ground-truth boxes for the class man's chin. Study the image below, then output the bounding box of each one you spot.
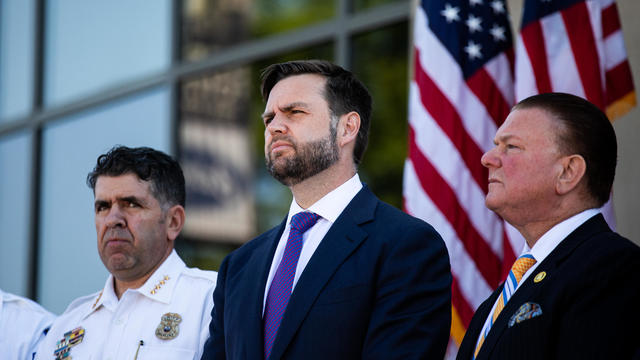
[484,195,502,213]
[103,254,134,273]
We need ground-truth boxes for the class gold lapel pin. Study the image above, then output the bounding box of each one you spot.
[534,271,546,283]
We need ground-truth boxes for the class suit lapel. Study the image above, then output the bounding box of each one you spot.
[458,286,502,359]
[267,187,376,360]
[240,220,286,359]
[477,214,611,359]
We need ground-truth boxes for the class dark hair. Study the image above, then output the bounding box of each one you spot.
[87,146,186,208]
[260,59,373,165]
[514,93,617,207]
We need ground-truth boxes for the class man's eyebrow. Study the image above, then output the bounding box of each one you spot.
[94,195,144,207]
[280,102,309,111]
[94,199,110,209]
[120,195,142,204]
[261,102,310,118]
[261,110,274,119]
[495,133,519,143]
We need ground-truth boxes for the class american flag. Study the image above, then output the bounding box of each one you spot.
[516,0,636,119]
[404,0,517,356]
[516,0,636,228]
[403,0,634,358]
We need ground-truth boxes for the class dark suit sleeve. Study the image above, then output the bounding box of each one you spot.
[554,244,640,359]
[362,221,452,359]
[201,256,229,360]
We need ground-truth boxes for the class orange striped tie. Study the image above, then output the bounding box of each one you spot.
[473,254,536,358]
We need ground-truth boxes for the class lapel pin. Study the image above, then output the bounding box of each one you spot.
[534,271,546,283]
[156,313,182,340]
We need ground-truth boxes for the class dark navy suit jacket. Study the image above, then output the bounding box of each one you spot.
[457,214,640,360]
[201,185,452,359]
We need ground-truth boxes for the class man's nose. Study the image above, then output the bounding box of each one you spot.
[105,206,126,228]
[481,147,499,168]
[266,113,287,135]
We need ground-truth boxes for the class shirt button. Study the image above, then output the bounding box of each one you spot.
[114,318,124,325]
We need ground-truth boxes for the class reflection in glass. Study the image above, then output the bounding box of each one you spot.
[44,0,171,107]
[181,0,334,61]
[0,0,34,121]
[0,131,32,296]
[38,87,170,313]
[352,22,409,209]
[179,68,255,245]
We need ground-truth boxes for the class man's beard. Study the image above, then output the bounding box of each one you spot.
[266,126,339,186]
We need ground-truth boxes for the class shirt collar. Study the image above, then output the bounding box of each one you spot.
[523,208,600,263]
[83,249,185,319]
[287,173,363,224]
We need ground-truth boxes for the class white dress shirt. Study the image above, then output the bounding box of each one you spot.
[0,288,55,360]
[35,250,217,360]
[476,208,601,345]
[263,174,363,312]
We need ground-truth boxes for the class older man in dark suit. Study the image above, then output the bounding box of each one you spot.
[201,60,452,360]
[457,93,640,360]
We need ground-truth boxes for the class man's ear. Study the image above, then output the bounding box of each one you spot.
[556,154,587,196]
[165,205,186,241]
[338,111,360,147]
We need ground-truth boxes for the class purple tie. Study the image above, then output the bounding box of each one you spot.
[263,211,320,359]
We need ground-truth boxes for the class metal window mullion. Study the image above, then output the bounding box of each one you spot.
[28,0,45,301]
[170,0,183,158]
[335,0,351,68]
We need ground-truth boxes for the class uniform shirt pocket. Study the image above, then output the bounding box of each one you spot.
[137,345,196,359]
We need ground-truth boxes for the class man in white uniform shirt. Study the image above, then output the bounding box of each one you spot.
[0,288,54,359]
[456,93,640,360]
[35,146,217,360]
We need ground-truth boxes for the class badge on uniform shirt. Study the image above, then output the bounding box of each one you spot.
[54,327,85,360]
[156,313,181,340]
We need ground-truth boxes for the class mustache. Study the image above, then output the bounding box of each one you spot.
[104,227,133,241]
[268,135,296,151]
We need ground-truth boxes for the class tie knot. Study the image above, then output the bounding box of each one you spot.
[511,254,537,281]
[290,211,320,234]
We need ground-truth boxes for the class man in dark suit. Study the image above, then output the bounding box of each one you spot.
[457,93,640,360]
[201,60,452,359]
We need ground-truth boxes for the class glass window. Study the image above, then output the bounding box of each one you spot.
[176,45,332,270]
[0,131,32,296]
[44,0,171,107]
[38,87,170,313]
[179,67,256,246]
[351,22,409,209]
[0,0,35,121]
[353,0,406,12]
[181,0,334,61]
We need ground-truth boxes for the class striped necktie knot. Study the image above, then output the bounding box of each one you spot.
[510,254,536,283]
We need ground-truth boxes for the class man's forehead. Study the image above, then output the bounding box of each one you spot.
[94,173,150,196]
[268,74,326,100]
[497,107,559,143]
